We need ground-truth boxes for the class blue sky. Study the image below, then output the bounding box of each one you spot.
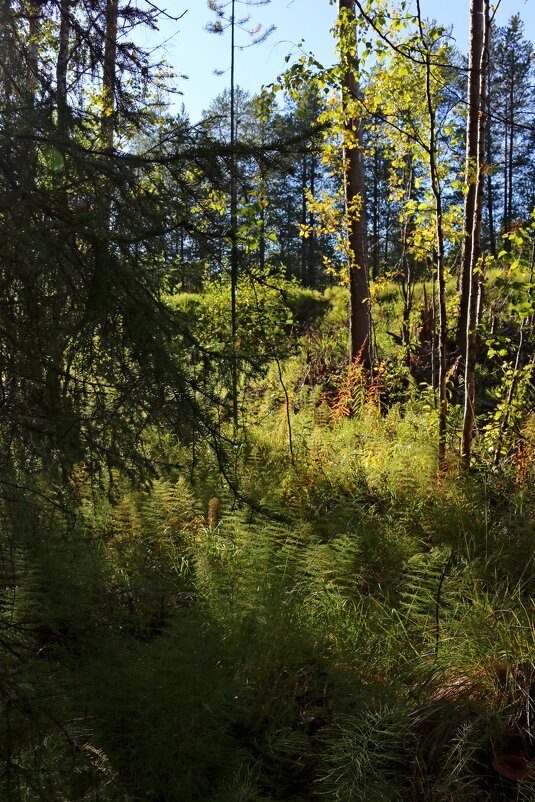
[139,0,535,122]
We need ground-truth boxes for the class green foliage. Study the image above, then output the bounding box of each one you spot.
[169,276,322,369]
[321,707,418,801]
[475,220,535,466]
[2,382,534,801]
[1,2,534,801]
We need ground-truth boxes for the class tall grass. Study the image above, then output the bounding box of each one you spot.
[1,281,533,800]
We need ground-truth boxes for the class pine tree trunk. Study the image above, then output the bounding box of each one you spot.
[338,0,372,367]
[230,0,238,428]
[307,157,316,287]
[456,0,485,353]
[462,0,489,468]
[301,153,307,284]
[507,81,514,231]
[502,120,509,242]
[485,60,496,256]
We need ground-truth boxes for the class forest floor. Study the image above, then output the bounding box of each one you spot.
[1,282,534,801]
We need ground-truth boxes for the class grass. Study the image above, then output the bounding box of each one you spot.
[1,279,533,801]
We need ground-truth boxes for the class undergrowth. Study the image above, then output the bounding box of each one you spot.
[1,391,533,801]
[1,282,533,801]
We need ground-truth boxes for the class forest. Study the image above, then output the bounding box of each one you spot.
[0,0,534,799]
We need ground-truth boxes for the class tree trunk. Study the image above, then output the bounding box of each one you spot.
[307,156,316,287]
[90,0,118,331]
[502,117,509,243]
[507,79,514,231]
[56,0,70,137]
[462,0,489,468]
[416,1,447,466]
[456,0,485,353]
[485,58,495,256]
[229,0,238,428]
[384,206,390,266]
[431,174,448,467]
[301,153,307,284]
[400,159,415,356]
[338,0,372,367]
[101,0,118,150]
[0,0,13,101]
[259,195,265,273]
[372,143,379,279]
